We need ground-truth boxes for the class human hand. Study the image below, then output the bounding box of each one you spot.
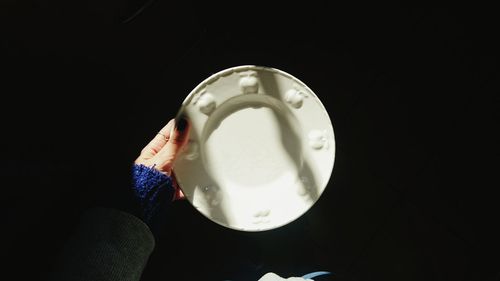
[135,117,190,199]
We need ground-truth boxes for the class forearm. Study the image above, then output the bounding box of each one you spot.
[50,208,155,281]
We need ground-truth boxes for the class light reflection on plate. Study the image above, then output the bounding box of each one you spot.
[173,65,335,231]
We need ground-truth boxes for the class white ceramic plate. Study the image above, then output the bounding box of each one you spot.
[173,65,335,231]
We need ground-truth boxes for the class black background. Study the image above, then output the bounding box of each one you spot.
[1,3,499,281]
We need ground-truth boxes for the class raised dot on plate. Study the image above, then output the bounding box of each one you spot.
[196,92,216,115]
[239,71,259,94]
[308,130,328,149]
[253,209,271,218]
[285,89,306,108]
[199,185,221,206]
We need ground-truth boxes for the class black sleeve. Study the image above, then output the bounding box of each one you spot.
[50,207,155,281]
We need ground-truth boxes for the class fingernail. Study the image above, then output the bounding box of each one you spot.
[175,117,188,132]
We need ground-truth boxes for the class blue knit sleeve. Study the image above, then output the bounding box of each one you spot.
[131,164,175,231]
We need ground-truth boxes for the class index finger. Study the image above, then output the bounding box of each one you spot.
[138,119,175,159]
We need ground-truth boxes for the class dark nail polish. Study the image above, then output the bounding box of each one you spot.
[175,117,188,132]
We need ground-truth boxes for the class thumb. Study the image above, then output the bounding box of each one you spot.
[154,116,190,174]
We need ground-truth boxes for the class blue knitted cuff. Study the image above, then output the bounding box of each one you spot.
[131,164,175,226]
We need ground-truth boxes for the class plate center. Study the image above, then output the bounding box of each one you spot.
[203,105,301,187]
